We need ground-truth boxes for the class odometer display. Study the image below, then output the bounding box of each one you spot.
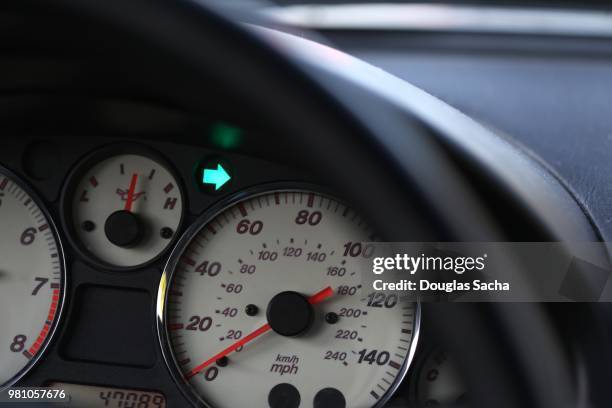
[0,168,65,390]
[158,189,419,408]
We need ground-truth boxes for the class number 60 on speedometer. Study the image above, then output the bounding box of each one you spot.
[157,188,419,408]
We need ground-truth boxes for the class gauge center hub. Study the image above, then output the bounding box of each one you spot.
[104,210,144,248]
[266,291,314,337]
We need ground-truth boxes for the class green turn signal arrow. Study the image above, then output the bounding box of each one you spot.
[202,164,231,190]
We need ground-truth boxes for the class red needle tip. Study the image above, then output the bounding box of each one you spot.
[308,286,334,305]
[185,286,334,379]
[124,173,139,212]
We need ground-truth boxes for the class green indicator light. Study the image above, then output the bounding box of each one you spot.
[210,123,242,150]
[202,163,231,190]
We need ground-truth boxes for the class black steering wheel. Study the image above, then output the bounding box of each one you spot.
[4,0,601,406]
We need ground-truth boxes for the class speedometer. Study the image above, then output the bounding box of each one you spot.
[158,188,419,408]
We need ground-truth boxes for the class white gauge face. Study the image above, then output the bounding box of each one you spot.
[0,170,65,390]
[71,153,183,268]
[160,190,418,408]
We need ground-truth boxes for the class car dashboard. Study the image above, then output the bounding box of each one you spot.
[2,1,612,408]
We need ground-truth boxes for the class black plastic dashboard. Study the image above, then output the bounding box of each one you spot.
[327,31,612,241]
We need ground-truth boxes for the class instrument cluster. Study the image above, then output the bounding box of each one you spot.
[0,136,462,407]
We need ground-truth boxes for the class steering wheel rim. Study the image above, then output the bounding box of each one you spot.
[7,0,577,406]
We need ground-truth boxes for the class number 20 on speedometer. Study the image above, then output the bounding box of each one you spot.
[158,189,419,408]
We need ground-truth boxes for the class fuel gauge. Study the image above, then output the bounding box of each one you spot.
[64,147,184,269]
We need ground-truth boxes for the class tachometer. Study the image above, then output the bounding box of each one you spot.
[0,167,65,390]
[158,188,419,408]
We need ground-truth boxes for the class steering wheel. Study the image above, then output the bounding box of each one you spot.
[4,0,591,406]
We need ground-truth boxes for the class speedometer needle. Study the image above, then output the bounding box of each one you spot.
[185,286,334,379]
[124,173,139,212]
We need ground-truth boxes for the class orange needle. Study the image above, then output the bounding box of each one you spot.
[185,286,334,379]
[124,173,138,212]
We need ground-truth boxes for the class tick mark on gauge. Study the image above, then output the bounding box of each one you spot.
[182,256,196,266]
[389,360,402,370]
[216,356,229,367]
[163,183,174,194]
[238,203,248,217]
[307,193,314,208]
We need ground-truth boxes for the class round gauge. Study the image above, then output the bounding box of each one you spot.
[158,188,419,408]
[413,348,465,407]
[66,148,184,269]
[0,167,66,390]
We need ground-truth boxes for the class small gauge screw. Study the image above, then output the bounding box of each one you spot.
[160,227,174,239]
[325,312,339,324]
[216,356,229,367]
[82,220,95,232]
[245,304,259,316]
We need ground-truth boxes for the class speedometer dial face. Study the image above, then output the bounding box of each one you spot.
[0,168,65,390]
[68,150,184,269]
[158,189,419,408]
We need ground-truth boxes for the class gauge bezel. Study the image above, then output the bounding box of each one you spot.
[0,164,68,392]
[60,143,187,272]
[156,182,421,408]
